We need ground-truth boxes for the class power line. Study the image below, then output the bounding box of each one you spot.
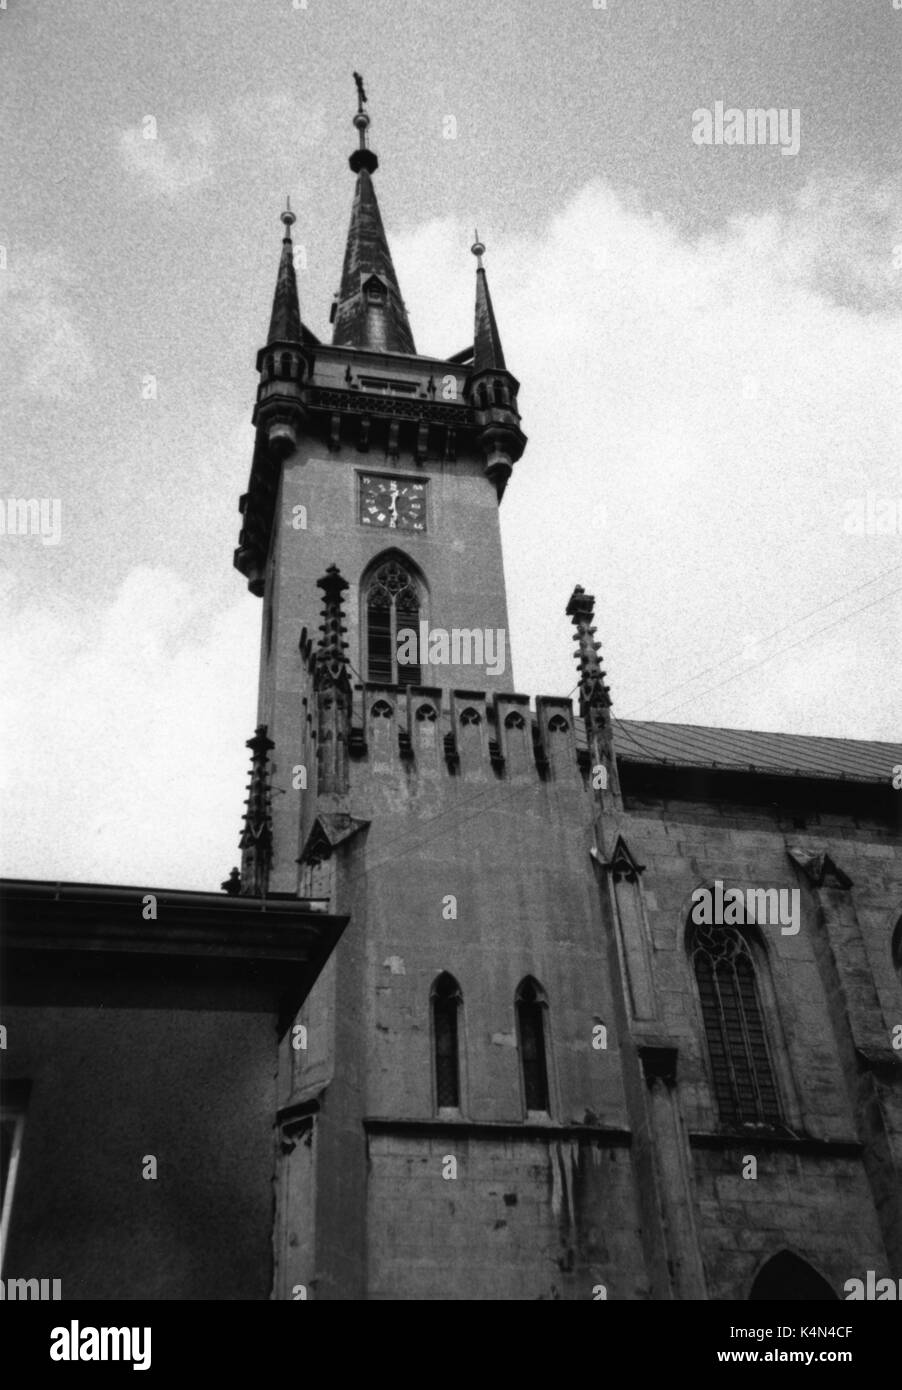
[655,582,902,719]
[641,562,902,713]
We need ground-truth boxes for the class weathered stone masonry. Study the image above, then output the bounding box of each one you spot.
[229,86,902,1300]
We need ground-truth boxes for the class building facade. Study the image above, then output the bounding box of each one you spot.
[0,881,346,1299]
[229,87,902,1301]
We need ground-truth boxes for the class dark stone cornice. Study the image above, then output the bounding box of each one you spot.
[363,1117,632,1145]
[307,385,471,427]
[689,1130,862,1157]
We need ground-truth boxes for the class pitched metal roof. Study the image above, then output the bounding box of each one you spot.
[473,263,506,373]
[611,718,900,785]
[332,168,415,355]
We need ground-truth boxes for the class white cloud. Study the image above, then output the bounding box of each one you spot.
[0,249,95,401]
[116,97,326,201]
[118,118,216,199]
[393,175,902,737]
[0,566,259,888]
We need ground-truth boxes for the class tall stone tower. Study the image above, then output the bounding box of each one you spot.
[232,81,626,1301]
[232,82,902,1303]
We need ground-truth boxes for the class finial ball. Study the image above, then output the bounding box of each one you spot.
[353,111,370,131]
[281,208,296,229]
[471,238,486,259]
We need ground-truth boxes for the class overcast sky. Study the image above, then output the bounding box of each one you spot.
[1,0,900,889]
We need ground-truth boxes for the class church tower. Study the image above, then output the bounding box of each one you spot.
[231,81,902,1305]
[231,80,639,1301]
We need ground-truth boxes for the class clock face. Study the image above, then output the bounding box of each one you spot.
[359,474,427,532]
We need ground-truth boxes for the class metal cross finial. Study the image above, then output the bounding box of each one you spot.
[353,71,368,112]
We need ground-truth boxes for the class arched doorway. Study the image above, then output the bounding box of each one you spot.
[750,1252,838,1300]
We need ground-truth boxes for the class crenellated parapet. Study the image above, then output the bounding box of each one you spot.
[333,683,595,792]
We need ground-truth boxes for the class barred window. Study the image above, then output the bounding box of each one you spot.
[516,977,550,1114]
[365,557,421,686]
[690,917,781,1126]
[432,973,461,1110]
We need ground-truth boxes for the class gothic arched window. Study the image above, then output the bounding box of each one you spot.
[689,915,781,1126]
[432,973,461,1111]
[750,1252,837,1301]
[364,557,422,686]
[516,977,550,1114]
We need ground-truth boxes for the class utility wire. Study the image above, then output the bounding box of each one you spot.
[641,562,902,713]
[655,583,902,719]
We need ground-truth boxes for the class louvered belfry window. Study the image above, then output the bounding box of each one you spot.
[516,978,550,1113]
[432,974,461,1109]
[690,919,781,1125]
[366,559,421,686]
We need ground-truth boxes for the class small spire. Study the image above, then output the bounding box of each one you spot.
[239,724,275,896]
[471,233,506,372]
[567,586,612,715]
[314,566,352,795]
[332,76,415,354]
[314,565,351,691]
[267,200,302,345]
[566,585,621,808]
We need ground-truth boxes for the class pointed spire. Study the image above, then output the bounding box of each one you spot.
[566,585,621,808]
[331,75,416,355]
[568,585,612,717]
[267,197,302,345]
[239,724,275,896]
[471,233,507,372]
[314,565,351,692]
[314,566,352,796]
[466,233,525,500]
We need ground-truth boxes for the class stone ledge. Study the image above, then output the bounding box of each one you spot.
[364,1117,632,1145]
[689,1131,862,1157]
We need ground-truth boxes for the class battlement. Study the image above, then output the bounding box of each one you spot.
[344,682,592,789]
